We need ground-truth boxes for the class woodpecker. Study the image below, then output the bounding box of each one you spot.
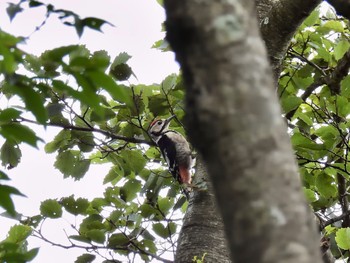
[148,115,192,199]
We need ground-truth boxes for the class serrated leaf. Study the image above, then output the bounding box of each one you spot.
[152,223,168,239]
[60,195,89,215]
[54,150,75,176]
[0,140,21,168]
[0,123,41,147]
[85,229,105,244]
[120,179,142,202]
[334,40,350,61]
[87,71,131,105]
[0,184,25,216]
[120,150,146,174]
[158,197,174,214]
[315,173,337,199]
[75,253,96,263]
[12,84,48,124]
[335,228,350,250]
[71,130,95,152]
[281,95,302,113]
[40,199,62,218]
[42,45,80,61]
[110,63,133,81]
[6,224,32,243]
[161,74,177,93]
[45,130,71,153]
[111,52,131,66]
[0,108,21,124]
[72,159,91,180]
[107,233,129,248]
[103,166,123,185]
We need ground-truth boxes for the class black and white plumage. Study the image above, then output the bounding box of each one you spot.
[148,116,192,198]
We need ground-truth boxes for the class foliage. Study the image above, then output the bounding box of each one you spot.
[0,1,186,262]
[1,1,350,262]
[280,5,350,260]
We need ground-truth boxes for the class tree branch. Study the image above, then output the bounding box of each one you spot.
[18,117,154,146]
[285,49,350,120]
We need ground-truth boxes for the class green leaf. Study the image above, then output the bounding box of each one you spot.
[45,130,71,153]
[1,123,41,147]
[334,40,350,61]
[120,179,142,202]
[0,170,10,180]
[60,196,89,215]
[323,20,344,33]
[90,107,116,122]
[6,3,23,21]
[0,140,22,168]
[303,187,317,203]
[341,75,350,97]
[291,133,324,150]
[82,17,112,31]
[54,150,75,176]
[40,199,62,218]
[152,223,168,239]
[107,233,129,248]
[54,150,90,180]
[10,82,48,124]
[335,228,350,250]
[42,45,80,61]
[0,184,25,216]
[158,197,174,214]
[69,235,92,244]
[87,71,132,106]
[303,9,319,27]
[103,166,123,185]
[281,95,302,113]
[29,1,44,7]
[161,74,177,93]
[85,229,105,244]
[75,253,96,263]
[110,63,133,81]
[6,224,32,243]
[315,173,337,199]
[72,159,91,180]
[0,108,21,124]
[71,130,95,152]
[121,150,147,174]
[111,52,131,65]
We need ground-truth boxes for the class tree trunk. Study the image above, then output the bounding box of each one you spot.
[175,157,231,263]
[164,1,322,262]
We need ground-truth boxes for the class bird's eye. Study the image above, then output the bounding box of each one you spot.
[157,121,162,125]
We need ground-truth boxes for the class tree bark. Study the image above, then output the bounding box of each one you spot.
[164,1,322,262]
[256,0,321,80]
[175,156,230,263]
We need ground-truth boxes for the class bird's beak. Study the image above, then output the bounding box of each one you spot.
[164,115,176,125]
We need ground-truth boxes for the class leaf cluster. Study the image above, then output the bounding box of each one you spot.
[0,3,188,260]
[280,6,350,259]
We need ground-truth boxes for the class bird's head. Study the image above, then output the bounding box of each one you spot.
[148,115,175,141]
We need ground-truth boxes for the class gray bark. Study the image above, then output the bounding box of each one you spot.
[256,0,321,79]
[175,157,230,263]
[164,0,322,262]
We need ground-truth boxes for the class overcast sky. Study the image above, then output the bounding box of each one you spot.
[0,1,178,262]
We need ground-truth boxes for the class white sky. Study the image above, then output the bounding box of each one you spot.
[0,1,179,262]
